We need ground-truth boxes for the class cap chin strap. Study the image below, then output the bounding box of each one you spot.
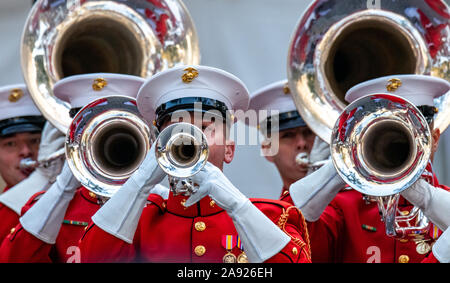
[155,97,229,128]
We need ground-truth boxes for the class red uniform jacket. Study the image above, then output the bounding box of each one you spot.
[280,164,448,263]
[80,192,311,263]
[0,186,21,243]
[0,187,102,263]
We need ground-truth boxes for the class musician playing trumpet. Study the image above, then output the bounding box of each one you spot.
[288,75,450,263]
[0,74,147,263]
[80,65,311,263]
[0,85,62,242]
[245,80,333,262]
[246,80,328,195]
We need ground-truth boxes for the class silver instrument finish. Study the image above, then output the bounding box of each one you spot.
[331,93,432,238]
[66,96,152,198]
[156,122,208,195]
[22,0,200,133]
[287,0,450,144]
[20,148,65,170]
[295,152,327,171]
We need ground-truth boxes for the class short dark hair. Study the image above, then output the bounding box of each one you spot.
[417,105,438,125]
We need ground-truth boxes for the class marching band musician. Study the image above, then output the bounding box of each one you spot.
[0,85,46,190]
[246,80,325,195]
[245,80,331,262]
[0,84,62,241]
[79,65,312,263]
[288,74,450,263]
[0,73,147,263]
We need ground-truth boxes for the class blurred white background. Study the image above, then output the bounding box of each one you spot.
[0,0,448,198]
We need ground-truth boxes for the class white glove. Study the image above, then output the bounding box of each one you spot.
[432,227,450,263]
[290,160,346,222]
[35,121,66,182]
[19,161,81,244]
[400,178,450,231]
[185,162,290,263]
[0,170,51,215]
[91,141,167,243]
[0,122,66,214]
[307,136,330,175]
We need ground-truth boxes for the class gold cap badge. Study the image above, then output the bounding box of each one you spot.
[92,78,108,91]
[9,88,23,102]
[283,83,291,94]
[182,67,199,83]
[386,78,402,92]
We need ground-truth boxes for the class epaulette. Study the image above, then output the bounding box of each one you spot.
[20,190,46,216]
[249,198,311,260]
[146,193,167,213]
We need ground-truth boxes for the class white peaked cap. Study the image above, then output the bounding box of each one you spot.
[53,73,145,108]
[0,84,42,121]
[345,74,450,106]
[136,65,250,125]
[247,80,300,126]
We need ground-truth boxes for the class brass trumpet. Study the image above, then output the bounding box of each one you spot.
[155,122,208,195]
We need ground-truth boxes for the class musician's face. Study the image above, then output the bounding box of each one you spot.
[0,132,41,187]
[262,126,315,187]
[160,112,235,170]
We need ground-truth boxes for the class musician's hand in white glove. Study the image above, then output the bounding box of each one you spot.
[432,227,450,263]
[91,141,167,243]
[36,122,66,183]
[307,136,330,175]
[0,122,66,215]
[185,162,290,263]
[290,159,346,221]
[19,161,81,244]
[401,178,450,231]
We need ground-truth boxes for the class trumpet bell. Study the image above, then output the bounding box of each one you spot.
[287,0,450,143]
[156,122,208,179]
[66,96,152,198]
[22,0,200,133]
[331,94,432,197]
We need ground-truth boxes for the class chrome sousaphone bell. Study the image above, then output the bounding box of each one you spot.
[22,0,200,133]
[287,0,450,144]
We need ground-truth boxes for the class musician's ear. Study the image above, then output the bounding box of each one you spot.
[431,127,441,158]
[223,140,235,164]
[261,140,275,163]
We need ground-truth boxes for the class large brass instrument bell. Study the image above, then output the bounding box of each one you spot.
[287,0,450,144]
[22,0,200,133]
[66,96,152,198]
[331,93,432,239]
